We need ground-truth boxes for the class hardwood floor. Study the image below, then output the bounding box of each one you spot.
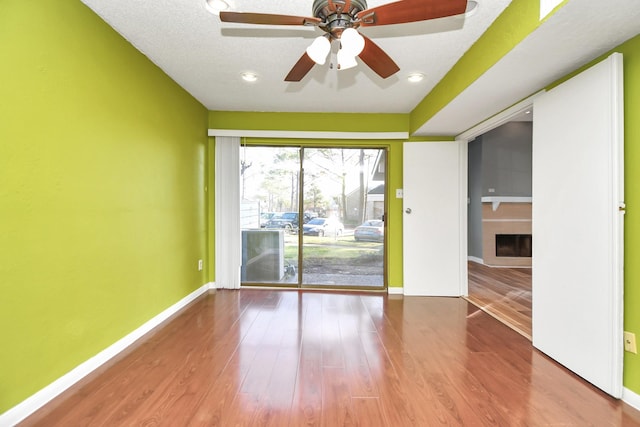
[21,289,640,426]
[467,261,533,339]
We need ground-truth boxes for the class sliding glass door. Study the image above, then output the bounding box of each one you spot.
[239,144,386,289]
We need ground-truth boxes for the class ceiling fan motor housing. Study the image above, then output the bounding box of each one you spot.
[312,0,368,37]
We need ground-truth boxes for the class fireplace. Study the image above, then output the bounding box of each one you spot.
[481,198,532,267]
[496,234,532,257]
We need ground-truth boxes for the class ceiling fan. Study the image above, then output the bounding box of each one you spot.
[219,0,468,82]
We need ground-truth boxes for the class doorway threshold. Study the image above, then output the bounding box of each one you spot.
[463,296,531,341]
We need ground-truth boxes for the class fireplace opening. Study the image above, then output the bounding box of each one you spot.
[496,234,532,257]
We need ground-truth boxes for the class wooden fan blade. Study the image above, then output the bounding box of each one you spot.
[285,52,316,82]
[357,0,467,27]
[358,34,400,79]
[220,11,322,26]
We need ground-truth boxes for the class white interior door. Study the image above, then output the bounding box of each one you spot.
[403,141,467,296]
[532,53,624,397]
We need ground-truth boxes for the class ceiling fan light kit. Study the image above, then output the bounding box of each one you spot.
[306,35,332,65]
[337,49,358,70]
[219,0,469,81]
[340,28,365,56]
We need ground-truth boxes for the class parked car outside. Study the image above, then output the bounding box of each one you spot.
[260,212,276,228]
[302,217,344,237]
[354,220,384,242]
[265,212,313,233]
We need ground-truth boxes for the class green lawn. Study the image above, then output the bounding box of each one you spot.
[284,236,382,260]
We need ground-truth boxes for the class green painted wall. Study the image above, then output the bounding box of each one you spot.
[0,0,208,413]
[616,34,640,395]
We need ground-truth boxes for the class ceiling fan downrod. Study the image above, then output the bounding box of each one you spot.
[312,0,368,37]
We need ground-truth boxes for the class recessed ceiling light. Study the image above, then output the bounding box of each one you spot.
[205,0,229,15]
[241,72,258,82]
[407,73,424,83]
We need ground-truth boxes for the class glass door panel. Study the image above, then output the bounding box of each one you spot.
[240,146,300,285]
[301,148,385,288]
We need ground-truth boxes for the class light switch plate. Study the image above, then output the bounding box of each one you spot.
[624,331,637,354]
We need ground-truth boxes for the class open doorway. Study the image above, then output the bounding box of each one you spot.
[465,109,534,339]
[239,144,387,290]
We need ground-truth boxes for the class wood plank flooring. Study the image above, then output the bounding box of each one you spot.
[21,289,640,426]
[467,261,533,339]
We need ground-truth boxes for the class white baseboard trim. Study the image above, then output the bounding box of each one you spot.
[624,387,640,412]
[0,284,209,427]
[468,256,484,264]
[207,281,216,290]
[387,287,404,295]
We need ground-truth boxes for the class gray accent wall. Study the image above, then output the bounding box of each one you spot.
[481,122,533,197]
[467,121,532,260]
[468,137,484,259]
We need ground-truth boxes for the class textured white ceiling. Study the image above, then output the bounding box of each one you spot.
[80,0,510,114]
[80,0,640,136]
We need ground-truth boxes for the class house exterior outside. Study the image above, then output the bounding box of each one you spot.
[345,184,385,226]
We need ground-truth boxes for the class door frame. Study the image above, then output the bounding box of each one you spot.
[457,94,541,298]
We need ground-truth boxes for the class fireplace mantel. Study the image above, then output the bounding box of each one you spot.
[481,196,532,211]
